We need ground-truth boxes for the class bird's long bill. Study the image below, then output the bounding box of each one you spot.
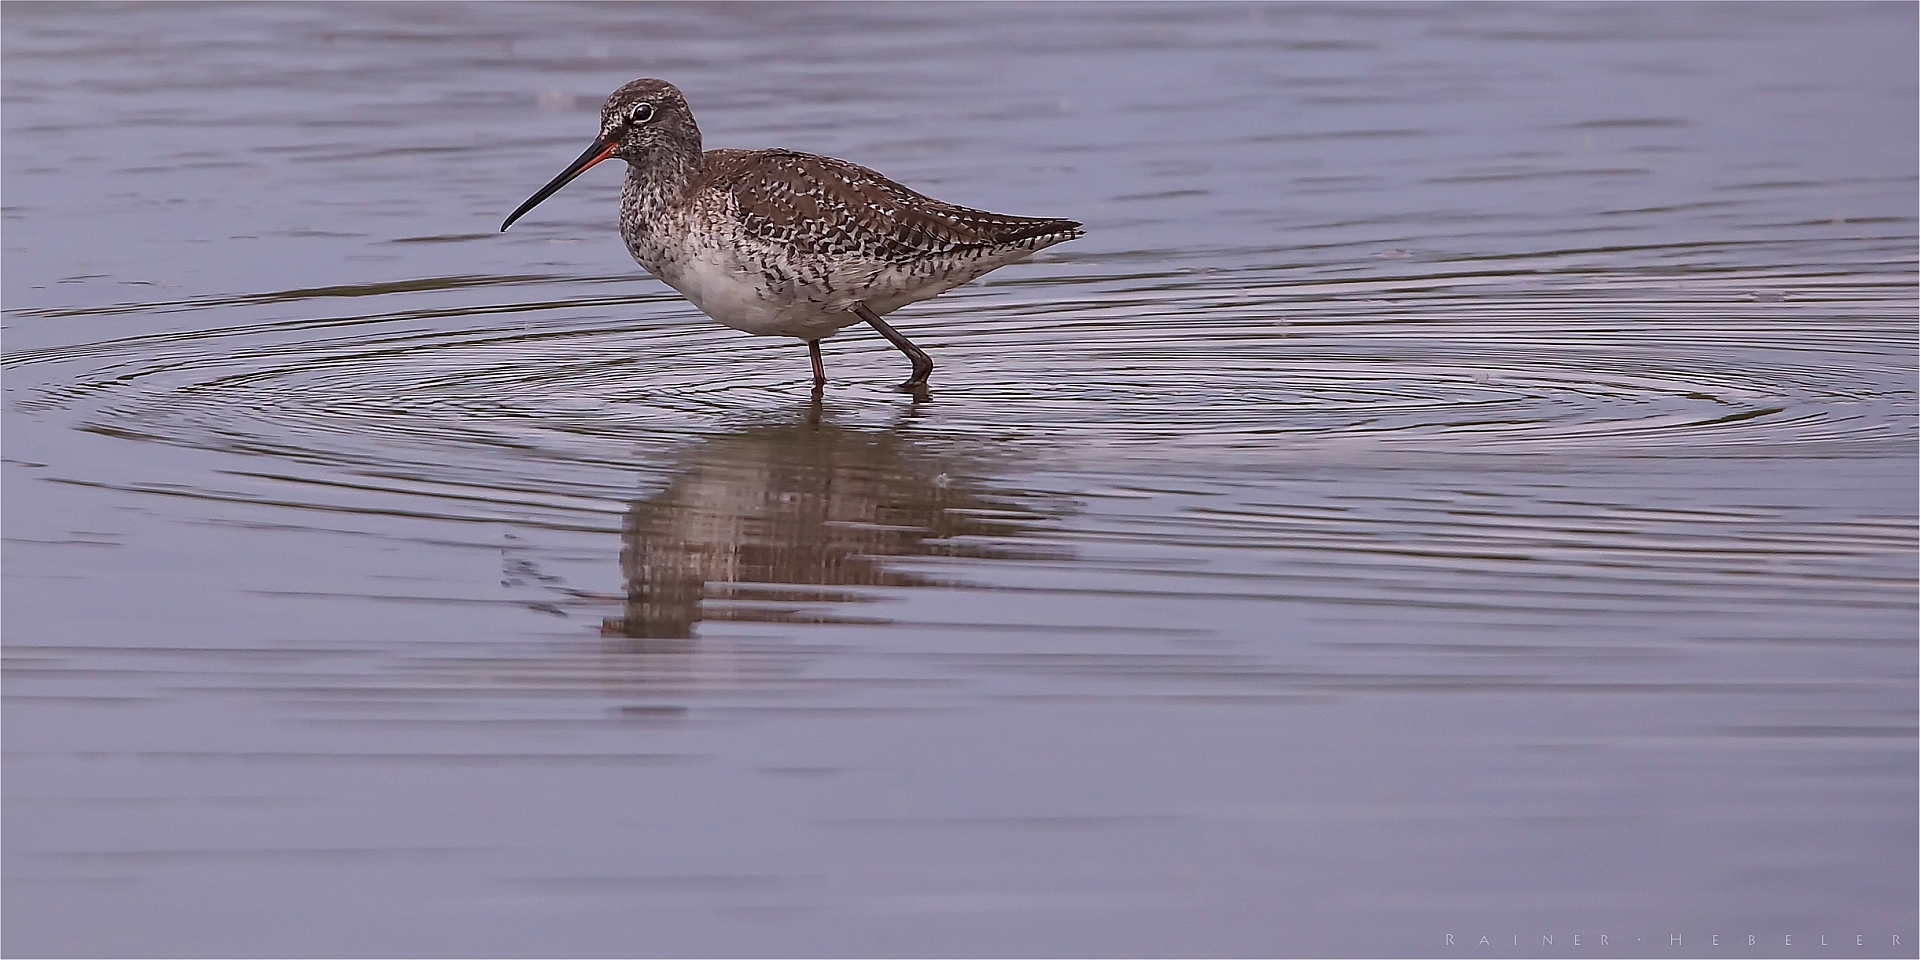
[500,137,617,232]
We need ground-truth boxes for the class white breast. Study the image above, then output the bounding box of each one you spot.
[636,217,1046,342]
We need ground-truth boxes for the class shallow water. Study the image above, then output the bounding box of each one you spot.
[3,3,1915,957]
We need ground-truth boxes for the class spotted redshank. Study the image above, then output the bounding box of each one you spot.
[501,78,1083,391]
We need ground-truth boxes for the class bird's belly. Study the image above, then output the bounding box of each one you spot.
[650,246,869,340]
[637,234,1033,341]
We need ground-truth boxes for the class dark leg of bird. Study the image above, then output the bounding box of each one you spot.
[851,301,933,388]
[808,339,825,387]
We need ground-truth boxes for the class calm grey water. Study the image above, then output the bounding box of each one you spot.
[4,3,1915,957]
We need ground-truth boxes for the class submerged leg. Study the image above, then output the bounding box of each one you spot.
[851,301,933,389]
[808,339,825,387]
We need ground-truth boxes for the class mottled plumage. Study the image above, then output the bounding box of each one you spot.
[503,78,1083,390]
[704,149,1078,261]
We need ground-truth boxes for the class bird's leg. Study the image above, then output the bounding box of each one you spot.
[851,301,933,389]
[808,339,826,387]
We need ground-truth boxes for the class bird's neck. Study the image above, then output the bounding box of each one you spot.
[621,139,705,228]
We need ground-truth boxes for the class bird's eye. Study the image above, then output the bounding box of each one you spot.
[629,103,655,125]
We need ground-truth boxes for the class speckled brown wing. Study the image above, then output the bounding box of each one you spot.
[699,149,1082,264]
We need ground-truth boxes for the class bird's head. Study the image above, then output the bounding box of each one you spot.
[596,78,699,163]
[501,78,701,232]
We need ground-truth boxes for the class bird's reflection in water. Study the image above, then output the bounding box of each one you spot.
[603,401,1051,647]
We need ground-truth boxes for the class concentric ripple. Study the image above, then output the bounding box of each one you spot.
[6,257,1913,522]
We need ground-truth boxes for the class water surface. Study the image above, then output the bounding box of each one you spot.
[4,3,1915,957]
